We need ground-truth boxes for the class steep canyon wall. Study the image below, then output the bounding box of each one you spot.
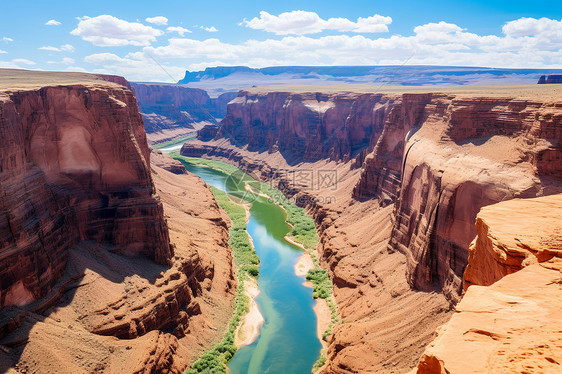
[0,70,235,373]
[0,77,171,308]
[183,84,562,372]
[201,87,562,302]
[130,82,236,144]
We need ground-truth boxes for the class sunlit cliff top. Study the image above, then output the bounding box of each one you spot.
[246,83,562,100]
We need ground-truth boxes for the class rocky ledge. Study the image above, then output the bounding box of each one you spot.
[413,194,562,374]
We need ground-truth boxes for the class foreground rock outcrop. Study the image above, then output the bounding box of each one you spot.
[0,70,235,373]
[464,194,562,289]
[413,194,562,374]
[182,84,562,373]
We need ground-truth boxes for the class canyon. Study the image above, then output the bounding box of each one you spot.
[0,70,235,373]
[181,84,562,373]
[1,67,560,374]
[130,82,236,144]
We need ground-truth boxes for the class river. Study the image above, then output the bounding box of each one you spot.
[179,161,322,374]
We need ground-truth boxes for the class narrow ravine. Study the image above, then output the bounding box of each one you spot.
[174,157,323,374]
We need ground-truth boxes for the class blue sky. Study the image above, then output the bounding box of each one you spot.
[1,0,561,82]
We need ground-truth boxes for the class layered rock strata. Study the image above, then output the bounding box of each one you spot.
[202,85,562,302]
[0,71,171,309]
[464,194,562,288]
[218,90,393,162]
[130,83,236,144]
[0,158,235,373]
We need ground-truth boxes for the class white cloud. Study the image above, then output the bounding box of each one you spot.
[39,44,75,52]
[242,10,392,35]
[66,66,87,72]
[202,26,218,32]
[46,57,76,65]
[0,60,22,68]
[136,16,562,70]
[81,16,562,81]
[12,58,36,65]
[145,16,168,26]
[503,17,562,37]
[2,37,13,42]
[167,26,192,36]
[0,49,6,54]
[71,15,163,46]
[45,19,61,26]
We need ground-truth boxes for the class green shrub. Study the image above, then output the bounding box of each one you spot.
[247,266,259,277]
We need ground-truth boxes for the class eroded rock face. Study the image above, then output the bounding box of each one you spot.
[217,91,394,162]
[130,83,216,135]
[385,95,562,301]
[345,92,562,301]
[130,83,237,144]
[0,71,235,373]
[0,79,171,308]
[412,194,562,374]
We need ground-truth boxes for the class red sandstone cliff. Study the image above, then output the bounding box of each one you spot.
[0,70,235,373]
[380,94,562,301]
[413,194,562,374]
[130,82,215,144]
[464,194,562,288]
[184,84,562,373]
[218,90,393,161]
[0,72,171,308]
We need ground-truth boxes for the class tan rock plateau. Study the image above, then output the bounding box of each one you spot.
[464,194,562,289]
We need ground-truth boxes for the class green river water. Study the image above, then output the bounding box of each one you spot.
[177,160,322,374]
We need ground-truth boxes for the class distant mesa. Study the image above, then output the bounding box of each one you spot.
[178,65,562,96]
[537,74,562,84]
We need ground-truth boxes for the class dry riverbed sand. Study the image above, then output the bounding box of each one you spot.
[294,253,332,345]
[235,278,264,348]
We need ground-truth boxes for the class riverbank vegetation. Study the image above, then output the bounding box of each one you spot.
[186,186,258,374]
[173,153,337,372]
[170,153,319,250]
